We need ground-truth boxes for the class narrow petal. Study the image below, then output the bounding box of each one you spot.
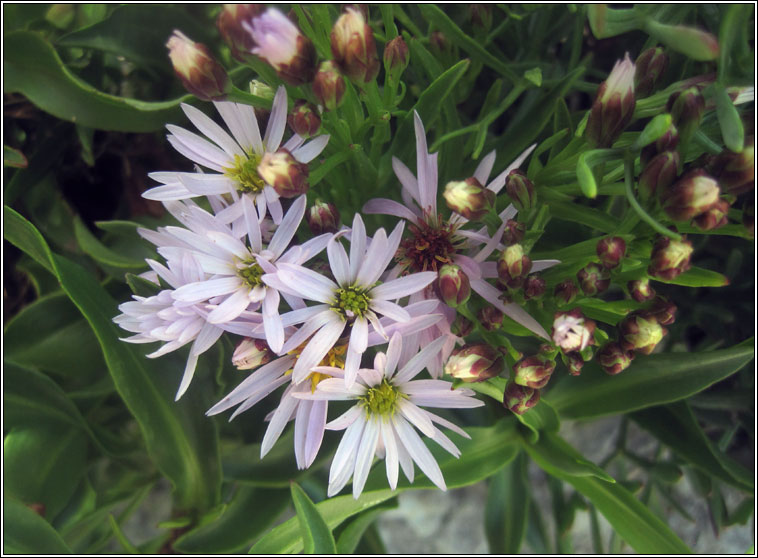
[352,418,380,498]
[207,288,251,324]
[348,214,366,283]
[264,86,287,151]
[393,415,446,490]
[268,195,306,259]
[327,236,351,286]
[355,228,388,287]
[380,419,400,490]
[384,332,403,378]
[260,388,300,458]
[214,101,263,153]
[486,144,537,193]
[392,156,420,202]
[394,335,447,384]
[175,352,199,401]
[371,272,436,301]
[293,134,330,163]
[243,195,263,253]
[326,405,364,431]
[181,103,244,158]
[369,299,411,323]
[328,416,366,497]
[276,262,338,304]
[262,288,284,353]
[362,198,420,224]
[470,279,549,339]
[531,259,561,273]
[173,277,242,302]
[167,125,229,170]
[206,356,294,415]
[292,317,345,383]
[474,150,497,185]
[397,399,436,438]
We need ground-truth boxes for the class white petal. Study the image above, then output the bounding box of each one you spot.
[392,156,420,202]
[207,288,251,323]
[175,352,199,401]
[355,228,388,287]
[293,134,330,163]
[173,277,242,302]
[262,288,284,353]
[371,272,436,301]
[470,279,549,339]
[327,237,351,285]
[362,198,419,224]
[397,399,436,438]
[268,195,306,259]
[277,263,338,304]
[474,150,496,185]
[304,399,328,468]
[352,418,380,498]
[243,195,263,253]
[181,103,244,158]
[264,86,287,151]
[393,415,446,490]
[348,214,366,283]
[292,317,345,384]
[486,144,537,193]
[261,389,300,458]
[328,416,366,497]
[394,335,447,384]
[531,259,561,273]
[167,125,229,170]
[206,356,294,415]
[384,332,403,378]
[214,101,263,154]
[369,299,411,323]
[326,405,363,431]
[380,419,400,490]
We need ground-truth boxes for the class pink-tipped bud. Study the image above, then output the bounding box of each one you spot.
[478,306,503,331]
[514,356,555,389]
[648,296,677,326]
[497,244,532,290]
[692,198,730,231]
[628,278,656,302]
[247,8,316,86]
[596,236,626,269]
[554,279,579,305]
[312,61,346,111]
[577,263,610,296]
[619,312,666,355]
[709,145,754,196]
[648,236,693,280]
[503,219,526,246]
[331,7,380,84]
[437,264,471,308]
[565,352,585,376]
[598,341,634,375]
[634,47,669,98]
[232,338,274,370]
[445,344,504,382]
[443,177,495,220]
[451,314,474,337]
[586,53,636,148]
[505,169,537,212]
[307,200,340,235]
[217,4,263,63]
[288,101,321,138]
[524,275,546,300]
[503,382,540,415]
[167,31,231,101]
[257,149,309,198]
[662,169,721,221]
[552,309,595,353]
[666,86,705,144]
[383,36,409,82]
[639,150,679,202]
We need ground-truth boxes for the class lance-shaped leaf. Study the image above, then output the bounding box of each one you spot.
[291,483,337,554]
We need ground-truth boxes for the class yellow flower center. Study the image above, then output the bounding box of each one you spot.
[224,152,265,194]
[332,286,371,318]
[238,260,264,288]
[360,378,404,416]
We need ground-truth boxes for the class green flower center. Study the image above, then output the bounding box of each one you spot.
[333,286,370,318]
[238,261,264,288]
[361,378,403,416]
[224,152,265,194]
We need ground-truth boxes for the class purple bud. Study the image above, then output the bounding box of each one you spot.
[577,263,611,296]
[503,382,540,415]
[257,148,309,198]
[634,47,669,98]
[437,264,471,308]
[586,54,636,148]
[505,169,537,212]
[524,275,546,300]
[383,36,409,82]
[478,306,503,331]
[648,235,693,280]
[497,244,532,289]
[639,151,679,202]
[628,278,656,302]
[598,341,635,375]
[445,344,504,382]
[596,236,626,269]
[331,7,380,84]
[312,61,346,110]
[307,200,340,235]
[503,219,526,246]
[167,31,231,101]
[565,352,585,376]
[662,169,721,221]
[513,356,555,389]
[641,121,679,166]
[443,177,495,220]
[554,279,579,305]
[288,101,321,138]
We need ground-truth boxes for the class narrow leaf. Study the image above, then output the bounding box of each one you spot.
[4,497,73,554]
[485,452,530,553]
[290,483,337,554]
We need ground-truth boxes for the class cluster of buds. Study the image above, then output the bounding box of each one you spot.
[708,144,754,196]
[552,309,596,353]
[597,341,635,375]
[628,278,656,302]
[586,53,636,148]
[513,355,555,389]
[257,149,309,198]
[648,235,693,280]
[478,306,503,330]
[503,382,540,415]
[618,311,667,355]
[307,200,340,235]
[634,46,669,98]
[445,344,504,383]
[167,31,231,101]
[497,244,532,290]
[313,61,346,110]
[505,170,537,212]
[331,7,380,84]
[437,264,471,308]
[661,169,721,222]
[443,178,495,220]
[232,338,274,370]
[596,236,626,269]
[554,279,579,305]
[577,263,610,296]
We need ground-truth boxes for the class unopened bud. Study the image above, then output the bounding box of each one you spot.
[514,356,555,389]
[628,278,656,302]
[331,7,380,84]
[639,150,679,202]
[469,4,493,33]
[503,219,525,246]
[443,177,495,220]
[233,338,274,370]
[312,61,346,111]
[217,4,263,63]
[503,382,540,415]
[478,306,503,331]
[648,296,677,326]
[666,87,705,144]
[662,169,720,221]
[644,20,719,62]
[598,341,634,375]
[709,145,754,196]
[497,244,532,289]
[429,31,454,59]
[634,47,669,98]
[564,352,585,376]
[619,312,666,355]
[538,343,559,360]
[505,169,537,212]
[307,200,340,235]
[383,36,409,82]
[648,236,693,280]
[445,344,504,382]
[437,264,471,308]
[596,236,626,269]
[554,279,579,305]
[451,314,473,337]
[692,198,730,231]
[167,31,231,101]
[524,275,546,300]
[552,309,595,353]
[577,263,610,296]
[586,54,636,148]
[641,121,679,166]
[257,149,309,198]
[287,101,321,139]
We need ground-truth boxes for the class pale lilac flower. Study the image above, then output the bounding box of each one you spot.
[246,8,301,69]
[143,86,328,224]
[295,333,484,498]
[552,311,595,353]
[264,213,437,387]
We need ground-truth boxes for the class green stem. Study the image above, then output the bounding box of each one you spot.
[226,87,272,109]
[623,151,681,240]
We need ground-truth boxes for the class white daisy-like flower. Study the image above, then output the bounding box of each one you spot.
[263,213,437,387]
[143,86,329,224]
[294,332,484,498]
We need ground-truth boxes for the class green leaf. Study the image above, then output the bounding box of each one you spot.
[4,31,188,132]
[4,205,55,273]
[522,431,615,483]
[291,483,337,554]
[4,497,73,554]
[652,266,730,287]
[74,217,147,270]
[549,200,618,232]
[335,504,395,554]
[713,82,745,153]
[107,515,139,554]
[4,145,27,168]
[631,402,753,492]
[410,59,471,131]
[485,452,529,553]
[547,340,755,419]
[514,399,561,443]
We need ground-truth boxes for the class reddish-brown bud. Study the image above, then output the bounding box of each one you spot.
[586,54,636,148]
[552,309,596,353]
[524,275,547,300]
[331,7,380,84]
[641,121,679,166]
[554,279,579,305]
[596,236,626,269]
[232,338,274,370]
[598,341,635,375]
[647,296,677,326]
[619,312,666,355]
[478,306,503,331]
[648,236,693,280]
[429,31,453,59]
[307,199,340,235]
[505,169,537,212]
[257,148,309,198]
[445,344,504,382]
[437,264,471,308]
[692,198,730,231]
[634,47,669,98]
[497,244,532,289]
[503,219,526,246]
[443,177,495,220]
[666,86,705,144]
[577,263,611,296]
[288,101,321,138]
[662,169,721,221]
[514,356,555,389]
[628,278,656,302]
[564,352,585,376]
[503,382,540,415]
[167,31,231,101]
[312,61,346,111]
[383,36,409,82]
[709,145,754,196]
[639,150,679,202]
[451,314,474,337]
[217,4,263,63]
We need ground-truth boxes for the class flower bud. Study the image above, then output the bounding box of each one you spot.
[443,177,495,220]
[246,8,316,86]
[692,198,730,231]
[666,86,705,144]
[577,263,610,296]
[503,382,540,415]
[628,278,656,302]
[709,145,754,196]
[445,344,504,382]
[217,4,263,63]
[383,36,409,83]
[634,47,669,98]
[586,54,636,148]
[538,343,559,360]
[167,31,231,101]
[451,314,473,337]
[429,31,454,59]
[648,296,677,326]
[648,236,693,280]
[257,148,309,198]
[619,312,666,355]
[564,352,585,376]
[598,341,634,375]
[503,219,525,246]
[232,338,274,370]
[478,306,503,331]
[596,236,626,269]
[524,275,546,300]
[514,356,555,389]
[552,309,595,353]
[505,169,537,212]
[437,264,471,308]
[641,121,679,166]
[331,7,380,84]
[662,169,720,221]
[639,150,679,202]
[469,4,493,33]
[554,280,580,305]
[287,101,321,139]
[312,61,346,111]
[497,244,532,289]
[307,200,340,235]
